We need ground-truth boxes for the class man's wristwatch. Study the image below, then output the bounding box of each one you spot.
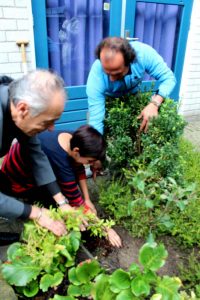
[150,98,162,108]
[57,198,69,206]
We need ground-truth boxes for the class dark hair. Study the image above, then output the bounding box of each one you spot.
[0,75,13,85]
[95,37,136,66]
[70,125,106,161]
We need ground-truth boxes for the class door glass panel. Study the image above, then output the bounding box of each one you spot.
[134,2,182,79]
[46,0,110,86]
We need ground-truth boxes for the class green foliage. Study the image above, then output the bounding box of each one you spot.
[64,241,195,299]
[178,251,200,297]
[99,172,199,243]
[179,138,200,190]
[1,207,115,298]
[105,93,186,179]
[170,197,200,246]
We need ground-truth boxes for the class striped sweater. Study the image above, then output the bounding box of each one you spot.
[1,130,86,207]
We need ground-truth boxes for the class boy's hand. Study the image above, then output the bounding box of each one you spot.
[106,228,122,248]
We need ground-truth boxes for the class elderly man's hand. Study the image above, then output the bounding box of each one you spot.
[30,206,67,236]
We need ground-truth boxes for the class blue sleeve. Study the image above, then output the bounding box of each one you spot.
[136,42,176,98]
[86,60,106,134]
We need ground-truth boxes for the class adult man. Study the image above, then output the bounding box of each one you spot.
[87,37,176,134]
[0,70,73,237]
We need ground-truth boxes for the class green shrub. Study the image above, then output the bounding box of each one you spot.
[105,93,186,180]
[170,197,200,247]
[178,251,200,297]
[179,138,200,190]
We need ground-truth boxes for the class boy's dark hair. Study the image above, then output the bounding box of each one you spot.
[95,37,136,66]
[70,125,106,161]
[0,75,14,85]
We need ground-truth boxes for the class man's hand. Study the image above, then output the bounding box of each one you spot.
[30,206,67,236]
[137,95,163,132]
[137,102,159,132]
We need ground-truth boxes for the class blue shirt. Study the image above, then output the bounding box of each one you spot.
[86,41,176,134]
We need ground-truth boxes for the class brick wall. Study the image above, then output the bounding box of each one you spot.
[0,0,35,79]
[179,0,200,121]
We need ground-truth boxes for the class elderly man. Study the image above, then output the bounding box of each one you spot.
[0,70,73,237]
[87,37,176,134]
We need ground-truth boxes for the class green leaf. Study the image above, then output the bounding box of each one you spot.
[92,274,115,300]
[81,282,93,297]
[22,279,39,297]
[145,200,154,208]
[1,262,41,286]
[176,200,187,211]
[67,284,82,297]
[69,232,80,252]
[6,243,23,261]
[158,215,174,229]
[76,260,101,284]
[109,269,131,292]
[116,289,136,300]
[155,276,182,300]
[150,294,162,300]
[143,270,157,284]
[68,267,81,285]
[139,243,168,271]
[50,296,76,300]
[40,272,64,292]
[128,263,140,274]
[131,276,150,296]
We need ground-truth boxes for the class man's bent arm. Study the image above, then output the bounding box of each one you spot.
[0,191,31,220]
[86,60,106,134]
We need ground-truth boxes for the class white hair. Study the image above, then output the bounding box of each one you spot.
[9,69,66,116]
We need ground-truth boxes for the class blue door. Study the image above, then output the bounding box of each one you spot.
[123,0,194,100]
[32,0,122,130]
[32,0,193,130]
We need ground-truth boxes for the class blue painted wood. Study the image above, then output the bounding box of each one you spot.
[64,98,88,111]
[55,120,87,131]
[31,0,49,68]
[125,1,137,37]
[109,0,122,36]
[66,86,87,99]
[56,110,88,124]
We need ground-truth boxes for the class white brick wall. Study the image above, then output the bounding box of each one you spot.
[0,0,35,79]
[179,0,200,121]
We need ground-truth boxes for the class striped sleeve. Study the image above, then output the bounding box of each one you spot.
[59,180,85,207]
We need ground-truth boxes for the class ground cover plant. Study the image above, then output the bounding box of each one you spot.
[0,207,114,299]
[1,210,197,299]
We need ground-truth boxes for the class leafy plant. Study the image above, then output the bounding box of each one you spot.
[54,241,196,299]
[1,207,115,298]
